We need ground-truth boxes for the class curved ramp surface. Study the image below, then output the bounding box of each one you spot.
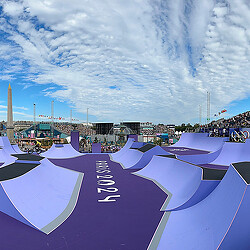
[130,142,146,149]
[135,156,223,211]
[0,148,16,167]
[154,162,250,250]
[0,137,16,154]
[164,133,228,155]
[170,133,209,147]
[12,144,24,154]
[179,140,250,167]
[200,140,250,170]
[0,158,83,234]
[112,148,143,169]
[129,145,171,170]
[110,138,134,161]
[41,144,83,159]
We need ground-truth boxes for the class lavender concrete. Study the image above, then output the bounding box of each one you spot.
[170,133,209,147]
[0,148,16,167]
[0,158,83,234]
[110,138,134,161]
[0,136,16,155]
[163,146,210,155]
[129,145,171,170]
[135,156,221,211]
[0,154,167,250]
[41,144,83,159]
[156,163,250,250]
[168,133,228,153]
[92,143,101,153]
[12,144,24,154]
[127,134,138,142]
[185,140,250,170]
[111,148,144,169]
[130,142,146,149]
[71,130,79,151]
[177,147,223,164]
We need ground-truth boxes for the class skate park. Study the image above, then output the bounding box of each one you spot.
[0,127,250,249]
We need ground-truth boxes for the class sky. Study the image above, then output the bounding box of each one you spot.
[0,0,249,125]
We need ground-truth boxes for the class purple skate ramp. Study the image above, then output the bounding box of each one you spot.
[129,145,171,170]
[109,138,134,161]
[0,137,17,155]
[92,143,101,153]
[199,140,250,170]
[163,133,228,155]
[135,156,225,211]
[152,162,250,250]
[0,154,167,250]
[41,144,83,159]
[171,133,209,147]
[112,148,144,169]
[11,144,24,154]
[178,140,250,167]
[0,148,16,167]
[0,158,83,234]
[130,141,146,149]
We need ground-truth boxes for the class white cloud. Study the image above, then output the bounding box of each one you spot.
[0,0,249,124]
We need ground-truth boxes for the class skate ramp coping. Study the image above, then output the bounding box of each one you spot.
[41,144,83,159]
[0,158,83,234]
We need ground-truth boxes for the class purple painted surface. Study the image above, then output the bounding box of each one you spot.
[1,158,80,230]
[112,148,143,169]
[158,164,247,249]
[136,156,204,211]
[219,184,250,249]
[177,147,223,164]
[41,144,82,159]
[0,148,16,167]
[129,146,170,170]
[92,143,101,153]
[12,144,24,154]
[169,133,228,152]
[170,133,208,147]
[162,146,210,155]
[71,130,79,151]
[111,138,134,161]
[0,137,16,155]
[189,140,250,170]
[127,134,138,142]
[171,180,220,211]
[0,154,167,250]
[130,142,146,149]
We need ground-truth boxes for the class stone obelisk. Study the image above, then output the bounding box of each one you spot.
[7,83,14,143]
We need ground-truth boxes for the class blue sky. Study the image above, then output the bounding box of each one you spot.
[0,0,249,125]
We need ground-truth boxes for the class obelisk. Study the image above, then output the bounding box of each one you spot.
[7,83,14,143]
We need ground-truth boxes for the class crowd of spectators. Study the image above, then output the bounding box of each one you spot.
[53,122,96,136]
[205,111,250,129]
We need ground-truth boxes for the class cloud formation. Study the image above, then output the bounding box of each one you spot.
[0,0,250,124]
